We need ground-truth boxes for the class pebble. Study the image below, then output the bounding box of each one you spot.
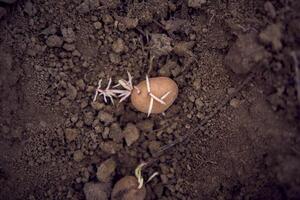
[112,38,126,54]
[65,128,80,142]
[259,23,283,51]
[123,123,140,146]
[61,27,76,43]
[83,182,111,200]
[98,111,114,124]
[93,21,102,30]
[73,150,84,162]
[46,35,63,48]
[96,158,116,182]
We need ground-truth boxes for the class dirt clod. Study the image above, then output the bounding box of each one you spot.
[225,33,269,74]
[65,128,80,142]
[73,150,85,162]
[259,23,283,51]
[97,158,117,182]
[84,182,111,200]
[188,0,206,8]
[123,123,140,146]
[46,35,63,48]
[112,38,126,54]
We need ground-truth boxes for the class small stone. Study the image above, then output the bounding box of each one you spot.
[93,21,102,30]
[188,0,206,8]
[230,98,240,108]
[83,182,111,200]
[259,23,283,51]
[66,83,77,100]
[123,123,140,146]
[65,128,80,142]
[63,43,76,52]
[112,38,125,54]
[98,111,114,124]
[84,112,95,126]
[62,27,76,43]
[148,141,161,156]
[46,35,63,48]
[73,150,84,162]
[100,141,120,154]
[96,158,116,182]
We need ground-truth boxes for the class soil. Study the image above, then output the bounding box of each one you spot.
[0,0,300,200]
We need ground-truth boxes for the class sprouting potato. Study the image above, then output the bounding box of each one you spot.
[111,176,146,200]
[131,77,178,114]
[94,73,179,116]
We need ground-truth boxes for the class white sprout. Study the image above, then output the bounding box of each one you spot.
[93,78,127,105]
[135,162,146,189]
[93,72,172,117]
[134,162,159,189]
[145,75,171,117]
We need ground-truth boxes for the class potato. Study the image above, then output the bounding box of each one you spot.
[111,176,146,200]
[131,77,178,114]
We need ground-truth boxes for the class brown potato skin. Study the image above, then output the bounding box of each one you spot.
[111,176,146,200]
[131,77,178,114]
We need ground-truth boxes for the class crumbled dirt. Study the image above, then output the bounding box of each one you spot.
[0,0,299,200]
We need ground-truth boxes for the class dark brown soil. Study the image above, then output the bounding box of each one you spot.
[0,0,299,200]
